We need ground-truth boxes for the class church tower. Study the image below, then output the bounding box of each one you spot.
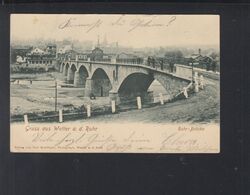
[97,35,100,48]
[103,34,108,46]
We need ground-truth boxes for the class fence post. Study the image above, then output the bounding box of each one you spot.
[137,96,142,109]
[183,87,188,98]
[59,109,63,123]
[159,93,164,105]
[111,100,116,113]
[194,72,199,93]
[199,75,204,89]
[194,80,199,93]
[87,105,91,117]
[24,114,28,125]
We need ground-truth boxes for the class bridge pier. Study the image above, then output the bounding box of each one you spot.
[67,68,75,84]
[74,71,88,88]
[63,66,67,76]
[60,64,63,73]
[74,71,80,87]
[84,78,93,97]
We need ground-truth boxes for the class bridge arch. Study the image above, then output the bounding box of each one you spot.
[118,73,154,94]
[67,64,77,84]
[63,63,70,76]
[60,63,65,73]
[117,72,155,103]
[74,65,89,87]
[148,79,169,95]
[116,71,181,104]
[91,68,112,97]
[90,65,113,84]
[153,73,189,98]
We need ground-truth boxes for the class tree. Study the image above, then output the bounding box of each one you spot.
[164,50,184,72]
[209,52,218,60]
[165,50,183,60]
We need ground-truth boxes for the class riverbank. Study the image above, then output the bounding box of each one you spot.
[71,78,220,124]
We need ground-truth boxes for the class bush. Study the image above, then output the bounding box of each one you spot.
[10,65,47,73]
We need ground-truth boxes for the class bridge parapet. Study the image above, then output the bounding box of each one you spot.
[60,59,191,81]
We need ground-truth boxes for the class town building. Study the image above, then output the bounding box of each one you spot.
[45,44,57,56]
[26,45,57,68]
[10,46,33,64]
[116,52,143,64]
[89,47,104,61]
[186,49,215,70]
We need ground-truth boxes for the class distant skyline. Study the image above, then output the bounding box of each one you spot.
[11,14,219,49]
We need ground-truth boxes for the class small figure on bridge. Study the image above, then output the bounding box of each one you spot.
[169,62,174,73]
[89,93,96,100]
[151,58,156,68]
[160,59,164,70]
[147,57,151,67]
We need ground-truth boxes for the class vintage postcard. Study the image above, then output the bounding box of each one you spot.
[10,14,220,153]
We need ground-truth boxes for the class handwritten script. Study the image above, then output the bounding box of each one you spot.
[58,18,103,33]
[58,15,177,33]
[11,123,220,153]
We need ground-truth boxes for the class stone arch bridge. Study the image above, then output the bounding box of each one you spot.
[58,60,191,104]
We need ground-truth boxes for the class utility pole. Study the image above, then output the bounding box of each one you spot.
[191,61,194,83]
[55,80,57,112]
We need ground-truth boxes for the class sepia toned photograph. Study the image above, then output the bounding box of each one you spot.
[10,14,220,153]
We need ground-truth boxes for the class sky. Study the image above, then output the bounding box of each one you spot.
[11,14,219,48]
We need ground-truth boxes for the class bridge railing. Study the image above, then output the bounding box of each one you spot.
[63,57,175,74]
[116,58,144,65]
